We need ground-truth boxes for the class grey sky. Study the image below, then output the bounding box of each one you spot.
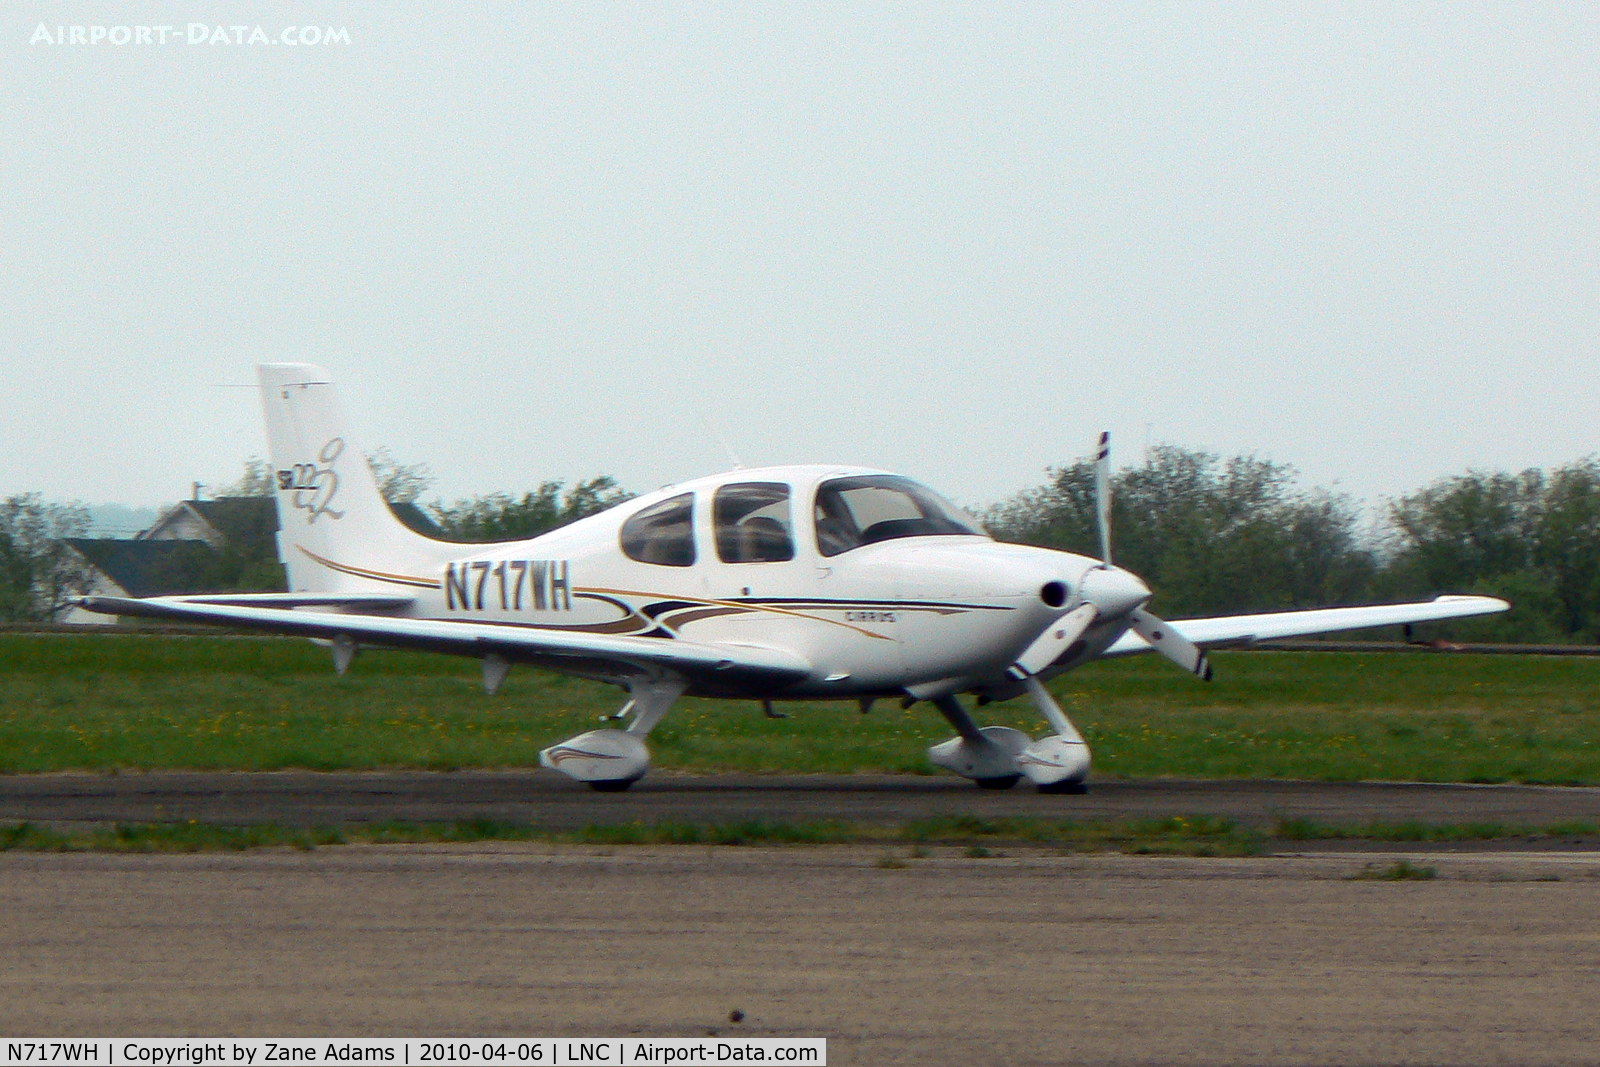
[3,4,1596,515]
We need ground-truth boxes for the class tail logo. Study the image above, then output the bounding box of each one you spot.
[276,437,347,524]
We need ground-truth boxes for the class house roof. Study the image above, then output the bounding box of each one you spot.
[66,539,224,598]
[184,497,278,556]
[68,498,440,600]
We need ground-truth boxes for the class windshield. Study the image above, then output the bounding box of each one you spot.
[813,476,985,557]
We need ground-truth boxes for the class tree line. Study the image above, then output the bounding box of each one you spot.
[0,461,632,622]
[6,447,1600,642]
[984,447,1600,643]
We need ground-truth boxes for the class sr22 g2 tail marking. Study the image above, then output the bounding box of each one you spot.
[275,437,345,523]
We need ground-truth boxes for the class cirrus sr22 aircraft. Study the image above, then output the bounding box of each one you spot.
[82,365,1507,792]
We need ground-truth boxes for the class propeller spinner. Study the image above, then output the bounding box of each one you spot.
[1013,432,1214,683]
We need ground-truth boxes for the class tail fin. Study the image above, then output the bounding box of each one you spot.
[257,364,444,593]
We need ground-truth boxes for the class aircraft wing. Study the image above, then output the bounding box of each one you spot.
[1102,594,1510,657]
[75,595,811,696]
[165,592,419,609]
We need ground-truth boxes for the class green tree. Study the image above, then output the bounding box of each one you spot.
[985,460,1099,557]
[1369,461,1600,642]
[1455,570,1568,644]
[1282,491,1376,607]
[0,494,93,621]
[1385,470,1544,593]
[0,529,36,619]
[430,477,633,542]
[222,457,276,498]
[1532,458,1600,639]
[989,446,1375,617]
[367,448,434,504]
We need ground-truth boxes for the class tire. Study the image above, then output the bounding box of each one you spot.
[975,775,1021,790]
[588,778,636,793]
[1037,779,1088,795]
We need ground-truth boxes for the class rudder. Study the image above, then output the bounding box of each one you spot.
[257,363,444,593]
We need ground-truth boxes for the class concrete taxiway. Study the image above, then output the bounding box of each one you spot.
[3,845,1598,1064]
[5,772,1599,1062]
[2,770,1599,833]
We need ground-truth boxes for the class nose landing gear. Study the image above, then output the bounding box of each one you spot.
[920,682,1092,794]
[924,694,1031,790]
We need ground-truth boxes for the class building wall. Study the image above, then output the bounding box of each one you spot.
[56,563,129,626]
[139,505,221,546]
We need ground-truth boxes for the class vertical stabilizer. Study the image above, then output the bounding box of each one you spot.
[256,364,443,593]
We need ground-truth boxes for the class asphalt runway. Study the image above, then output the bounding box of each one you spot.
[4,770,1600,834]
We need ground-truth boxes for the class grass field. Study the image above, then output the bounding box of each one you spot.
[2,633,1599,783]
[0,814,1270,856]
[3,814,1595,856]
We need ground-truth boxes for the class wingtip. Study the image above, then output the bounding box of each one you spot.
[1434,594,1511,609]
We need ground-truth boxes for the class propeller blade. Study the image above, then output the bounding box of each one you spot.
[1094,431,1112,564]
[1009,603,1098,679]
[1129,607,1213,681]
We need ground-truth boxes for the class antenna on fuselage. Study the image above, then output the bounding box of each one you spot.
[701,413,745,471]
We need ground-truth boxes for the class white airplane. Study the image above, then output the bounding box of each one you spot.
[81,364,1507,792]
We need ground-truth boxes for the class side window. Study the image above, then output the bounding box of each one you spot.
[619,493,696,567]
[714,482,795,564]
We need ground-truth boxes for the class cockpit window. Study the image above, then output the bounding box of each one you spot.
[813,476,984,557]
[620,493,696,567]
[714,482,795,563]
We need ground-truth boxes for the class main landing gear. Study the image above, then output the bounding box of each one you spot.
[924,679,1091,793]
[538,676,686,792]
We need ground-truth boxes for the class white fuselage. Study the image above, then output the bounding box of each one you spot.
[355,465,1114,699]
